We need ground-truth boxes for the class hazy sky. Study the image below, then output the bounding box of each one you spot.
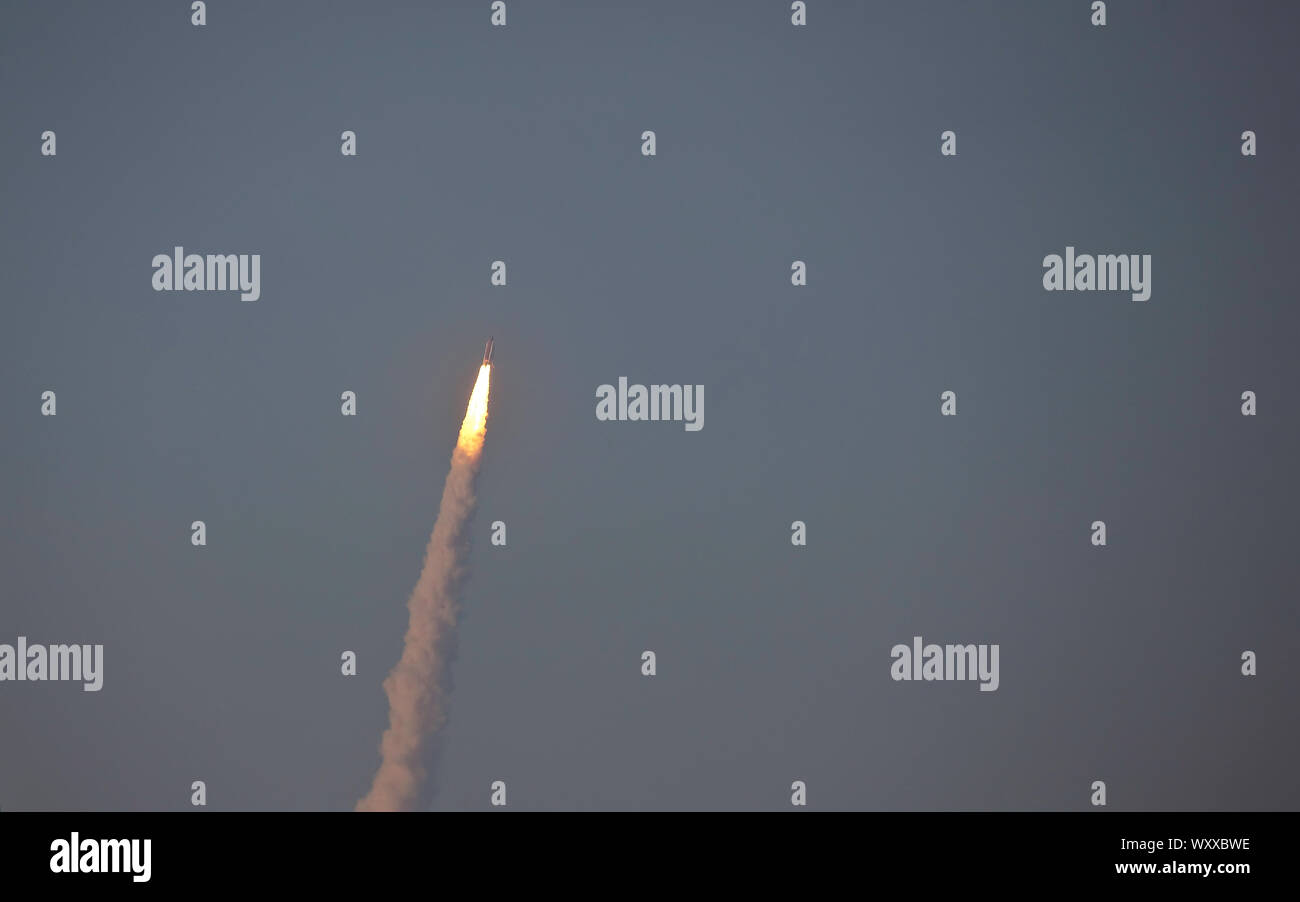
[1,0,1297,811]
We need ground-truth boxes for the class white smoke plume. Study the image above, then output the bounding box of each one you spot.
[357,364,490,811]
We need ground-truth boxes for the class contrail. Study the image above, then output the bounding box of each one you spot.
[357,361,491,811]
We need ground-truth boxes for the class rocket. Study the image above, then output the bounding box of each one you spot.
[482,337,494,366]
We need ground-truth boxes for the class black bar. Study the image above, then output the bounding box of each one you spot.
[0,812,1286,890]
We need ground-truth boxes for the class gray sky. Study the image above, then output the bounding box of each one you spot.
[1,0,1297,811]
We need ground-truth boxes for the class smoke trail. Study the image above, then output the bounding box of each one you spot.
[357,363,491,811]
